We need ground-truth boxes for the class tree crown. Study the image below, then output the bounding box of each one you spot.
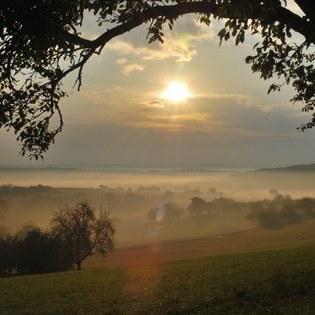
[51,200,115,270]
[1,0,315,158]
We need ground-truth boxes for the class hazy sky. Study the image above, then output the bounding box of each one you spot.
[2,5,315,168]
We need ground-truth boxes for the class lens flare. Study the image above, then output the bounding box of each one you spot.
[155,205,165,223]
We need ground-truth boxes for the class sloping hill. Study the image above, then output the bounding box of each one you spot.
[255,163,315,172]
[86,218,315,268]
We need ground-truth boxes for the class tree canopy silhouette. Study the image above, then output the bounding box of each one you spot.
[1,0,315,158]
[51,200,115,270]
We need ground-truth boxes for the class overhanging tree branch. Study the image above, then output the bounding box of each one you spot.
[66,2,312,52]
[1,0,315,158]
[293,0,315,18]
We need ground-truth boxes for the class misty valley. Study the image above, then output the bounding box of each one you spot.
[1,167,315,247]
[1,166,315,314]
[2,1,315,312]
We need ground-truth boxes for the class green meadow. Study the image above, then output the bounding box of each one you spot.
[2,169,315,314]
[1,243,315,314]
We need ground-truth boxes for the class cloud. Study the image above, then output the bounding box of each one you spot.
[116,57,127,65]
[106,15,217,63]
[63,75,302,141]
[147,99,165,108]
[113,94,242,133]
[110,92,303,140]
[108,37,197,63]
[115,56,146,75]
[121,63,146,75]
[121,111,209,132]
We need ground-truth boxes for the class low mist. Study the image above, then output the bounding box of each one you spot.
[1,168,315,246]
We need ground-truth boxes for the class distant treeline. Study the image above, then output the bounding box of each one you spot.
[0,184,52,194]
[148,196,248,222]
[246,194,315,229]
[255,163,315,173]
[148,193,315,229]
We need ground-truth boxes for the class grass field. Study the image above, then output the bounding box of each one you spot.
[86,219,315,268]
[0,245,315,314]
[1,222,315,314]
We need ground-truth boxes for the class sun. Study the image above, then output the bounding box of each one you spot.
[161,81,193,103]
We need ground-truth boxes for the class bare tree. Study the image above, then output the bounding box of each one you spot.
[51,200,115,270]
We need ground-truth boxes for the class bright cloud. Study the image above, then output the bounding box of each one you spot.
[116,57,127,65]
[108,37,197,63]
[121,63,146,75]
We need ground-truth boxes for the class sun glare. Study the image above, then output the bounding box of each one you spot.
[161,81,193,103]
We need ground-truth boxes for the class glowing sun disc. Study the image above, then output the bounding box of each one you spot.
[161,81,193,102]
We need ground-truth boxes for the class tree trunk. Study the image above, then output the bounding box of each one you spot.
[77,261,82,271]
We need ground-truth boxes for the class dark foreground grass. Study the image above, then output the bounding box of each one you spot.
[1,245,315,314]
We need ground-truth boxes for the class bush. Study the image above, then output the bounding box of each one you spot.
[0,234,17,276]
[148,202,185,222]
[17,228,72,274]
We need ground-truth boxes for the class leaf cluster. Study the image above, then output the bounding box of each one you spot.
[0,0,314,158]
[0,0,83,158]
[244,24,315,131]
